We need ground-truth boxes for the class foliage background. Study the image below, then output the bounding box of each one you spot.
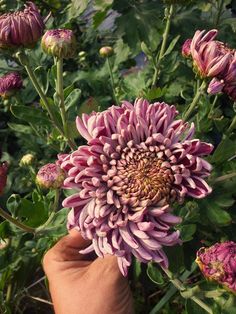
[0,0,236,313]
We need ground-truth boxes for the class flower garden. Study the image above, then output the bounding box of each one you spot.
[0,0,236,313]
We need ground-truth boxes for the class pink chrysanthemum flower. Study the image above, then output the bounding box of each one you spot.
[190,29,231,78]
[0,72,23,98]
[182,39,192,58]
[196,242,236,293]
[60,99,213,276]
[0,2,44,49]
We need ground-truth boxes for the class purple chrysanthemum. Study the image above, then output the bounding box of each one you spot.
[0,2,45,49]
[0,72,23,98]
[196,242,236,292]
[59,99,213,275]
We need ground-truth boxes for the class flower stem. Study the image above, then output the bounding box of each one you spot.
[208,95,218,118]
[107,57,118,105]
[161,267,213,314]
[183,81,207,121]
[55,57,77,150]
[152,4,174,87]
[0,207,35,233]
[214,172,236,183]
[16,51,63,134]
[227,114,236,134]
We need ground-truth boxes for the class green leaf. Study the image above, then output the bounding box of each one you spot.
[185,299,209,314]
[0,221,11,240]
[207,204,232,226]
[93,10,108,29]
[64,84,74,99]
[114,39,130,66]
[10,105,50,126]
[147,262,164,285]
[162,35,180,58]
[6,194,21,216]
[65,88,81,111]
[211,138,235,163]
[94,0,113,10]
[145,87,167,101]
[77,98,99,116]
[18,199,48,228]
[179,224,197,242]
[7,123,32,134]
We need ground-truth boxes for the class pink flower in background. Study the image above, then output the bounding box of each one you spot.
[207,77,224,95]
[36,163,66,189]
[60,99,213,275]
[196,242,236,292]
[0,72,23,98]
[0,161,8,195]
[190,29,231,78]
[0,2,44,49]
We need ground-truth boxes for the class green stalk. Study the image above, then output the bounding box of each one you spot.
[152,4,174,87]
[183,81,207,121]
[55,57,76,150]
[227,115,236,134]
[208,95,218,118]
[160,267,213,314]
[0,207,35,233]
[16,52,63,134]
[107,57,118,105]
[214,172,236,183]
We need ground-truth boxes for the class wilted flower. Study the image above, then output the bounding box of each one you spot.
[182,39,192,58]
[36,163,66,189]
[20,153,35,167]
[41,29,76,59]
[99,46,113,58]
[0,2,45,49]
[190,29,231,78]
[59,99,213,276]
[196,242,236,292]
[0,72,23,98]
[0,161,8,195]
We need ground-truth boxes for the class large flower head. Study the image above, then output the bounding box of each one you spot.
[0,72,23,98]
[190,29,231,78]
[60,99,213,275]
[196,242,236,293]
[0,2,44,49]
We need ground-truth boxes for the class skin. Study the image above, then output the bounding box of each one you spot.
[43,229,134,314]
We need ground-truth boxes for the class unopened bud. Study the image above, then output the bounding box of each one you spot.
[0,72,23,99]
[20,154,35,166]
[41,29,77,59]
[36,163,66,189]
[99,46,113,58]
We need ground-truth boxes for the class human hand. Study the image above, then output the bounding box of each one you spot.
[43,229,134,314]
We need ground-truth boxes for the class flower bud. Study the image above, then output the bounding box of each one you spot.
[0,2,45,49]
[99,46,113,58]
[41,29,76,59]
[78,51,86,57]
[36,163,66,189]
[196,242,236,293]
[0,72,23,99]
[20,154,35,167]
[0,161,8,195]
[182,39,192,58]
[207,78,224,95]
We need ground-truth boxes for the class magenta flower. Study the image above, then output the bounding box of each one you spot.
[196,242,236,292]
[41,29,76,59]
[0,2,44,49]
[36,163,66,189]
[190,29,231,78]
[0,161,8,195]
[0,72,23,98]
[207,77,224,95]
[59,99,213,276]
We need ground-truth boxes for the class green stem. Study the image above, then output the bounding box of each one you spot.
[227,114,236,134]
[214,172,236,183]
[152,4,174,87]
[160,267,213,314]
[208,95,218,118]
[55,58,76,150]
[183,81,207,121]
[0,207,35,233]
[215,0,224,27]
[107,57,118,105]
[6,283,12,303]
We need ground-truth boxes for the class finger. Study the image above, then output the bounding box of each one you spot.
[43,229,91,264]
